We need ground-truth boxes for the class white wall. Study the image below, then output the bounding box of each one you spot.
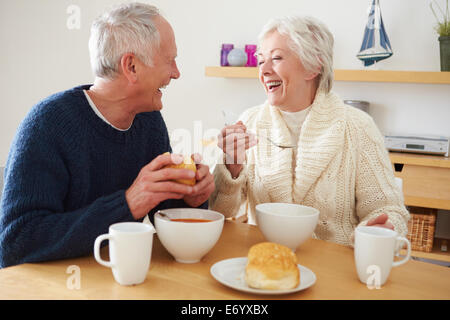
[1,0,449,166]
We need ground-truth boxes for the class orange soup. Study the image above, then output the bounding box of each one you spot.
[171,218,213,223]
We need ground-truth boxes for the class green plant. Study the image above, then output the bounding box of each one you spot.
[430,0,450,36]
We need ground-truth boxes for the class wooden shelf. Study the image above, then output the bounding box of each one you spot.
[389,152,450,210]
[205,66,450,84]
[335,69,450,84]
[390,152,450,169]
[205,66,258,78]
[388,152,450,263]
[400,242,450,263]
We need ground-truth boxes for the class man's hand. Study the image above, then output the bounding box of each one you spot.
[183,154,215,208]
[366,213,394,230]
[125,153,195,219]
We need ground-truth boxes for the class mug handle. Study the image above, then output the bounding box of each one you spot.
[392,236,411,267]
[94,234,113,268]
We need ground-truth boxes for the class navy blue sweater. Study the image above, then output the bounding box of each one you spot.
[0,85,205,268]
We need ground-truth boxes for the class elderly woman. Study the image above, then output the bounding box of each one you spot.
[210,15,409,246]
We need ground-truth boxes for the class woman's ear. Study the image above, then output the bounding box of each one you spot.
[305,70,319,81]
[120,53,138,84]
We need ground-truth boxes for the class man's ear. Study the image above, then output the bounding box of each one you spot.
[120,53,138,84]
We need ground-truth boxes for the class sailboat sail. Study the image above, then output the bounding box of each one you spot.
[357,0,393,66]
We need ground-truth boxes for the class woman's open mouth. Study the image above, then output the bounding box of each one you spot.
[266,80,282,92]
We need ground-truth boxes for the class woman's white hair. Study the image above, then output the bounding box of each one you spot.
[88,3,161,79]
[258,15,334,93]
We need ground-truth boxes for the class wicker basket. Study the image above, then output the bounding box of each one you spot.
[406,208,437,252]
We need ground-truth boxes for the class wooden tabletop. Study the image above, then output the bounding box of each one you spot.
[0,221,449,300]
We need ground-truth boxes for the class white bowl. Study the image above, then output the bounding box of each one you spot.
[255,203,319,251]
[154,208,224,263]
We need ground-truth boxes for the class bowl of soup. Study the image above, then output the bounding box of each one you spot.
[154,208,224,263]
[255,203,319,251]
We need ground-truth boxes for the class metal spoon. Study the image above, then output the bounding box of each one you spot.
[261,135,297,149]
[221,109,297,149]
[156,210,170,220]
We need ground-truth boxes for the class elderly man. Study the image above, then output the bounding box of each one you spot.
[0,3,214,268]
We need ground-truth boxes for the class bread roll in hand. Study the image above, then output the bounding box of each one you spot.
[245,242,300,290]
[163,152,197,186]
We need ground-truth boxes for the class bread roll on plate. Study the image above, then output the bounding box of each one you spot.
[245,242,300,290]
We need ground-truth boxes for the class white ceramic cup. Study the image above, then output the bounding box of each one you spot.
[354,226,411,287]
[94,222,156,286]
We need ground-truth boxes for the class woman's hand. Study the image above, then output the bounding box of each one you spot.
[351,213,395,245]
[366,213,394,230]
[217,121,257,178]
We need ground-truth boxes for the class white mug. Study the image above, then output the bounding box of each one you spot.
[354,226,411,287]
[94,222,156,286]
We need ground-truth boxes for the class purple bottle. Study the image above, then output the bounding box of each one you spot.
[245,44,257,67]
[221,44,234,66]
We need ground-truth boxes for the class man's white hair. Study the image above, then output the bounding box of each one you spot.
[88,2,161,79]
[258,15,334,93]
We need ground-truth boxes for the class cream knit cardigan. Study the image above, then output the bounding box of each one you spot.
[210,90,410,247]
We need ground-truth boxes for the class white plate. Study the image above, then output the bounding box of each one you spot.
[210,257,316,295]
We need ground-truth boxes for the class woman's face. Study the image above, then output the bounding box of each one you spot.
[258,31,318,110]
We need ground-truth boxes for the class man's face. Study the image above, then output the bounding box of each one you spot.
[137,16,180,111]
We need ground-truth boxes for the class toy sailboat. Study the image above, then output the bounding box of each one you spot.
[357,0,393,66]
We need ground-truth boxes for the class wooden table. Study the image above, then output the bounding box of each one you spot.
[0,221,449,300]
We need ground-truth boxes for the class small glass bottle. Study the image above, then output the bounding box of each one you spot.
[220,44,234,66]
[245,44,257,67]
